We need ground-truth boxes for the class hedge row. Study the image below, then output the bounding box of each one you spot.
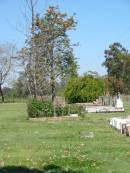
[27,100,84,118]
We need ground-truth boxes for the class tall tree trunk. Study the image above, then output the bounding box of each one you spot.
[50,42,56,102]
[51,78,55,102]
[30,0,37,99]
[0,84,4,103]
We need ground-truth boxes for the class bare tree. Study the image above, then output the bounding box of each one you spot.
[0,43,16,102]
[19,0,39,99]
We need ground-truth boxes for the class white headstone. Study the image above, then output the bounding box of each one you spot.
[116,97,123,108]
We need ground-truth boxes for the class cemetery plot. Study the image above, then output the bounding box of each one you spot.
[86,106,124,113]
[110,117,130,136]
[86,95,124,113]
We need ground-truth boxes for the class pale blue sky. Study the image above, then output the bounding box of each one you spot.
[0,0,130,75]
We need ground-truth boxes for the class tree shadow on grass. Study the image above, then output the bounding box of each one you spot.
[0,164,84,173]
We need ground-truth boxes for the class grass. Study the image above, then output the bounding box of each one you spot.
[0,103,130,172]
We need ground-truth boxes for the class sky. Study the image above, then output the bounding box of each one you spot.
[0,0,130,76]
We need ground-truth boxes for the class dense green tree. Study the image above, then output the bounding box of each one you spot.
[103,42,128,95]
[122,54,130,94]
[64,76,104,103]
[103,43,127,78]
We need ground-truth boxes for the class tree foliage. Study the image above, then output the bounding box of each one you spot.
[64,75,104,103]
[34,6,77,101]
[103,42,130,95]
[11,72,30,98]
[20,6,78,101]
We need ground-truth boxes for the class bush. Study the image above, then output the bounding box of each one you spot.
[27,100,54,118]
[55,106,69,116]
[64,76,104,103]
[55,104,84,116]
[27,100,85,118]
[68,104,84,116]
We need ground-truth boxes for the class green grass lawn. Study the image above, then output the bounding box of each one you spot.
[0,103,130,173]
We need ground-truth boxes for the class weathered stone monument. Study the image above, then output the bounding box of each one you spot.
[115,92,124,109]
[110,117,130,136]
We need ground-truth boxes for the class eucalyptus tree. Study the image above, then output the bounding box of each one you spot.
[103,42,128,95]
[34,6,78,101]
[20,4,78,101]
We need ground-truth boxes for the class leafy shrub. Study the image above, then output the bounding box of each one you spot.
[62,106,70,116]
[27,100,85,118]
[68,104,84,116]
[64,76,104,103]
[27,100,54,118]
[55,106,64,116]
[55,105,69,116]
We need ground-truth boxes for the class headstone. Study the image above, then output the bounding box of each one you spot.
[110,117,130,136]
[115,93,124,109]
[126,124,130,136]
